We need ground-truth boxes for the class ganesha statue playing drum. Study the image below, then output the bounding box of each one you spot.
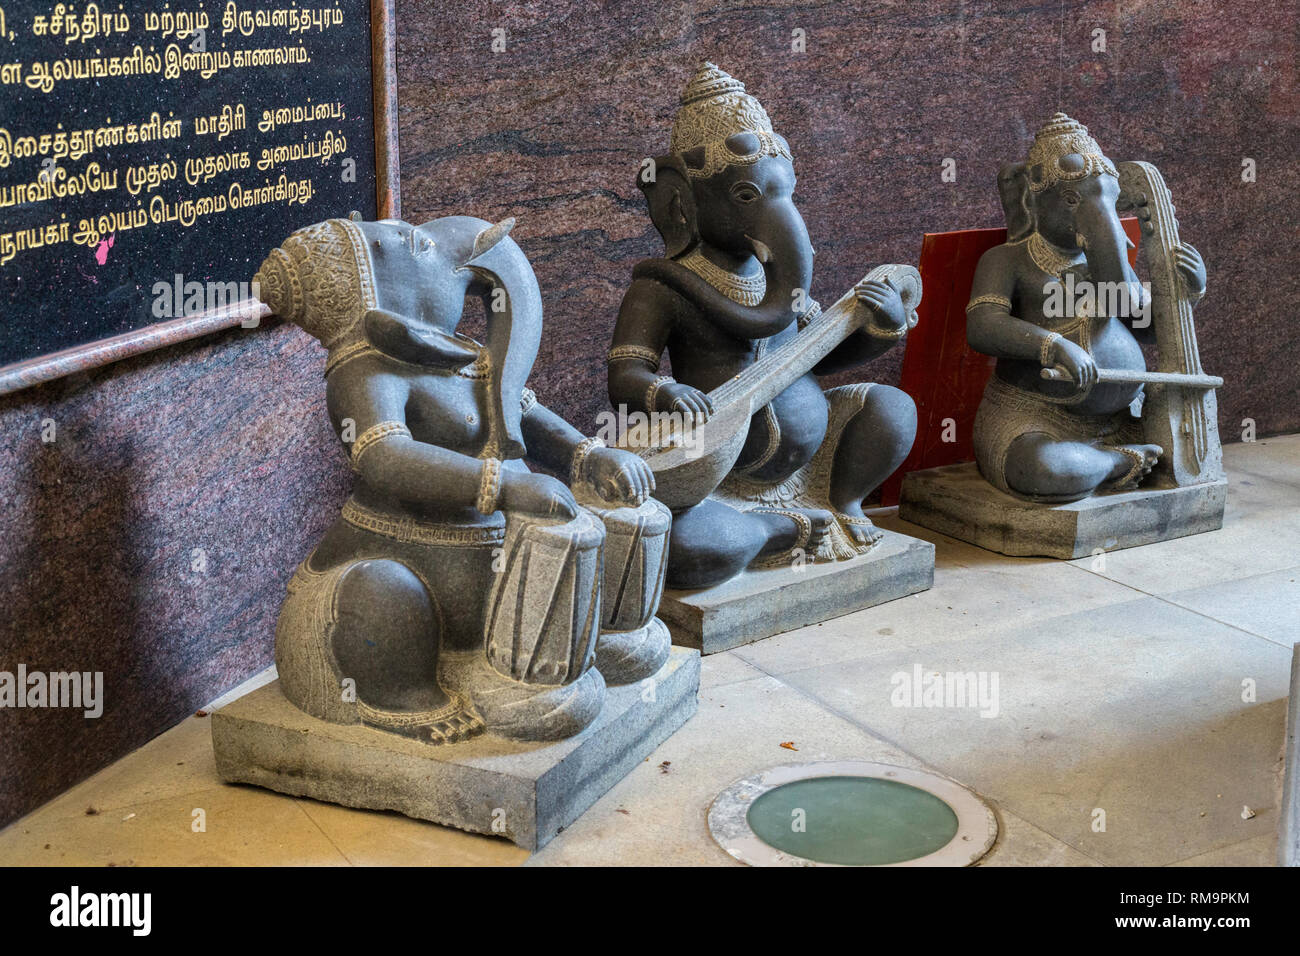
[252,213,673,744]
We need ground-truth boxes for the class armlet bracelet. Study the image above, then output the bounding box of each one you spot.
[645,375,674,412]
[864,300,917,340]
[795,300,823,331]
[866,319,909,340]
[476,457,503,515]
[607,344,662,371]
[1039,331,1061,368]
[570,436,606,487]
[966,293,1012,314]
[350,421,411,472]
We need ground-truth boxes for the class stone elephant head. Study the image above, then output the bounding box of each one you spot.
[635,63,815,340]
[998,113,1132,287]
[256,214,541,460]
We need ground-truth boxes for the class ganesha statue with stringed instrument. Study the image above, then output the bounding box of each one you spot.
[607,63,924,592]
[966,113,1220,503]
[899,113,1225,560]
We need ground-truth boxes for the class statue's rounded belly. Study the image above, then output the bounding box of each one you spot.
[404,376,490,453]
[1075,319,1145,415]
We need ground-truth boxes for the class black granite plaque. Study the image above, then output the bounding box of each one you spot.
[0,1,382,369]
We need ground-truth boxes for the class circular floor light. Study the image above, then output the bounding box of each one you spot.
[708,761,997,867]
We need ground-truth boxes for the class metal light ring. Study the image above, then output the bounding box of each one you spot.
[707,760,998,867]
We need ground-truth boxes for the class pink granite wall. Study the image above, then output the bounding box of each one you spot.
[397,0,1300,439]
[0,324,348,827]
[2,0,1296,828]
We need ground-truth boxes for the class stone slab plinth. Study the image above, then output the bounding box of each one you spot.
[657,528,935,654]
[212,648,699,851]
[899,462,1227,559]
[1281,645,1300,867]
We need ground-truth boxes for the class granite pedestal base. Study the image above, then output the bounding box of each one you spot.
[657,528,935,654]
[212,647,699,851]
[899,462,1227,559]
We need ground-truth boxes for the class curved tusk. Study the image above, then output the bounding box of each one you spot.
[745,234,772,264]
[470,217,516,261]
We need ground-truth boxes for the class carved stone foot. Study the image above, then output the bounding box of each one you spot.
[595,617,671,686]
[440,652,606,743]
[357,692,485,745]
[835,510,885,548]
[748,507,835,570]
[1101,443,1163,492]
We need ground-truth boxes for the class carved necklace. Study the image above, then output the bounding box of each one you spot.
[1027,230,1094,346]
[1027,231,1085,278]
[679,248,766,306]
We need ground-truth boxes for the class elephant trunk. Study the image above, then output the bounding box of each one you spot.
[462,221,542,461]
[633,204,815,341]
[1076,200,1132,290]
[740,203,815,328]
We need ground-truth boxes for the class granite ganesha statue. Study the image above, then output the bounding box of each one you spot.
[254,214,672,744]
[607,63,920,589]
[967,113,1213,502]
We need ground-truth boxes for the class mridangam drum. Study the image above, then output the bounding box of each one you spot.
[483,510,605,686]
[577,494,674,685]
[585,496,672,633]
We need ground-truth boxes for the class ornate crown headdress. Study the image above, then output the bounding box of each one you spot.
[669,62,792,179]
[255,217,376,353]
[1026,112,1117,192]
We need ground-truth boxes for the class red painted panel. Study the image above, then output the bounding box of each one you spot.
[880,218,1141,505]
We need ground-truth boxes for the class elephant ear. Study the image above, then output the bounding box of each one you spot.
[638,154,698,259]
[997,162,1034,242]
[362,308,478,368]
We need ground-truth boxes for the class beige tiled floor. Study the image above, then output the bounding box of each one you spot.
[2,436,1296,866]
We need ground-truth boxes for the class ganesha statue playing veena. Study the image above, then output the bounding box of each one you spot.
[604,64,933,640]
